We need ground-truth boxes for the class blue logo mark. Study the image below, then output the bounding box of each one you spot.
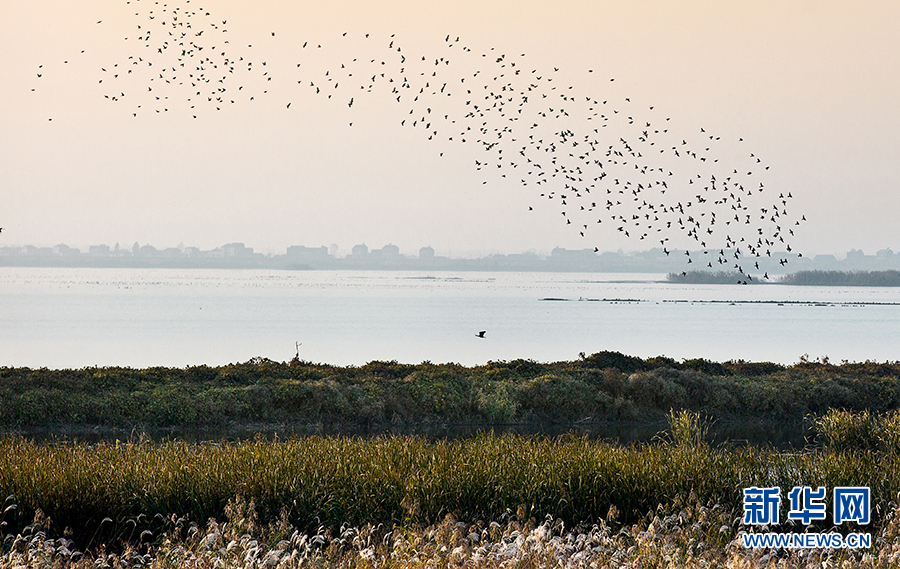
[787,486,827,525]
[834,487,870,525]
[743,486,781,525]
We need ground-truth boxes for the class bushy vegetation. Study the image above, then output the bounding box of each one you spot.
[780,270,900,286]
[2,353,900,430]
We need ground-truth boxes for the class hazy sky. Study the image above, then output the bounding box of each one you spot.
[2,0,899,258]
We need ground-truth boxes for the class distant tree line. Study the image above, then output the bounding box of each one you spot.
[667,269,900,286]
[779,270,900,286]
[665,271,754,284]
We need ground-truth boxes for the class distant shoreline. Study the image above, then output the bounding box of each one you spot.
[6,243,900,274]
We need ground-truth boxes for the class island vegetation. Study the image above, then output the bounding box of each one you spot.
[666,270,757,284]
[667,269,900,286]
[779,270,900,286]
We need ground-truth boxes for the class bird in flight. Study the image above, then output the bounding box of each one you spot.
[31,6,804,281]
[475,330,486,338]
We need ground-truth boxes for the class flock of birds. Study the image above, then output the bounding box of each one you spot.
[30,0,805,284]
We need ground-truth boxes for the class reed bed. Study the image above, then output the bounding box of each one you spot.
[1,431,899,552]
[812,409,900,453]
[3,495,900,568]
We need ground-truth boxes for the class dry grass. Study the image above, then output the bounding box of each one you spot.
[3,495,900,568]
[4,413,900,567]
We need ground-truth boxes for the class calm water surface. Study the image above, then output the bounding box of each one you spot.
[2,267,899,368]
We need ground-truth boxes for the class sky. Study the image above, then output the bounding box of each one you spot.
[1,0,899,259]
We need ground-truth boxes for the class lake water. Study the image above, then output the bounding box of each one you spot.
[2,267,899,369]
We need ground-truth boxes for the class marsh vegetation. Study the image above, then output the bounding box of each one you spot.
[3,354,900,566]
[1,410,899,555]
[2,353,899,436]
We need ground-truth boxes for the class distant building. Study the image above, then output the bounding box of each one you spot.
[223,243,253,257]
[381,244,400,257]
[504,252,540,260]
[550,247,596,259]
[89,244,111,256]
[634,248,668,259]
[286,245,329,259]
[351,243,369,256]
[53,244,79,256]
[419,246,435,259]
